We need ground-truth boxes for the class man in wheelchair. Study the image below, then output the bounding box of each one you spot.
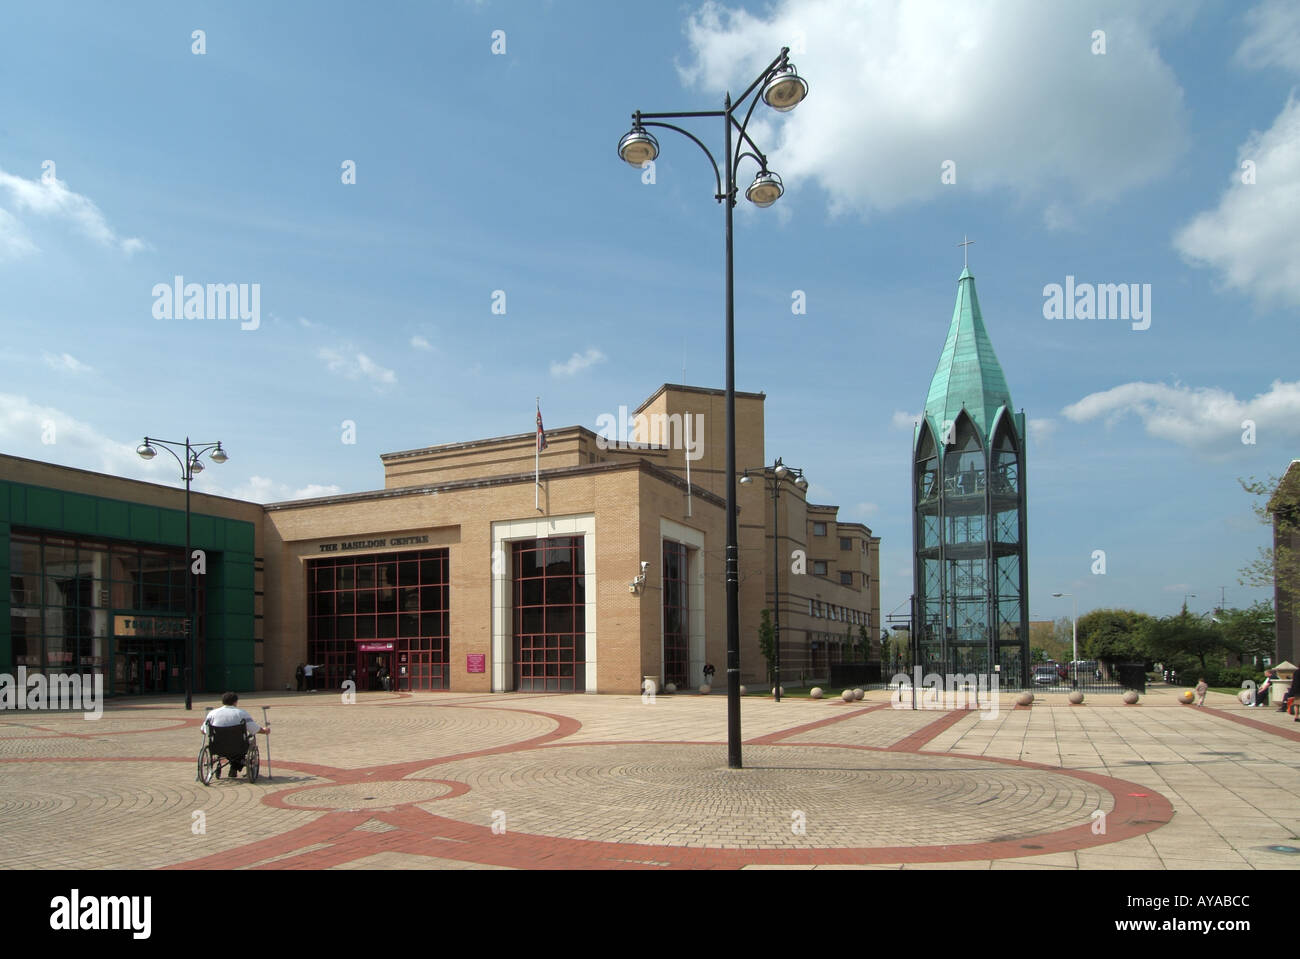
[200,692,270,781]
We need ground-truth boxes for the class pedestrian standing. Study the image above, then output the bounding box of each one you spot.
[1195,677,1208,706]
[295,663,305,692]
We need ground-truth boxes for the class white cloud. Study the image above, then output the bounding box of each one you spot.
[1172,92,1300,308]
[1028,417,1057,443]
[298,316,318,329]
[0,168,147,256]
[225,476,343,504]
[1061,379,1300,449]
[891,410,922,430]
[317,346,397,386]
[679,0,1188,220]
[1236,0,1300,73]
[550,347,606,377]
[42,352,93,374]
[410,335,433,351]
[0,207,37,258]
[853,501,879,517]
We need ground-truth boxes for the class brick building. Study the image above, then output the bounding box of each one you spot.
[1,384,878,696]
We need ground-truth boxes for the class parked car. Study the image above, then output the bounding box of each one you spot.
[1033,665,1058,685]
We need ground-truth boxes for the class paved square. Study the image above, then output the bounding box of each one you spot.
[2,687,1297,869]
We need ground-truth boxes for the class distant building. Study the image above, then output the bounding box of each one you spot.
[1271,460,1300,666]
[1,383,878,695]
[912,265,1030,685]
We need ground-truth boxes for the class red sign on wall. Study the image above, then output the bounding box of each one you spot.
[466,653,486,674]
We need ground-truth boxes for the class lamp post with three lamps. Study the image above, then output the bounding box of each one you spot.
[617,47,808,769]
[740,458,808,703]
[136,436,228,710]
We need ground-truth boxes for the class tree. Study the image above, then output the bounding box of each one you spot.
[1144,607,1241,673]
[1212,602,1274,664]
[1030,646,1049,664]
[880,634,893,668]
[1239,472,1300,619]
[758,609,775,684]
[1078,608,1152,670]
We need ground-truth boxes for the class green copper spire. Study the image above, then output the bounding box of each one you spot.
[923,266,1014,445]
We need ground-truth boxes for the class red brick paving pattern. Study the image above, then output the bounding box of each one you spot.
[2,693,1182,870]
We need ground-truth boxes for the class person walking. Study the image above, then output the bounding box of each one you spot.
[1195,677,1208,706]
[295,663,305,692]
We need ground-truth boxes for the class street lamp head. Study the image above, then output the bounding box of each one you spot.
[795,476,809,491]
[210,444,228,465]
[762,63,808,112]
[746,170,783,207]
[618,127,659,167]
[189,456,204,476]
[774,463,787,478]
[739,474,753,485]
[136,442,157,461]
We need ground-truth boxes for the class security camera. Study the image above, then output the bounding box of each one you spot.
[640,561,649,574]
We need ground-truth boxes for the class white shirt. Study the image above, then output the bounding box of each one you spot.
[203,705,260,736]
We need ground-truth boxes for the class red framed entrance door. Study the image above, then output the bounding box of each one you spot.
[356,651,393,691]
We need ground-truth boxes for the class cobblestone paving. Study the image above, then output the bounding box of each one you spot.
[1,687,1295,869]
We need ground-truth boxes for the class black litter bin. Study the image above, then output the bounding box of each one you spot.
[1116,663,1147,693]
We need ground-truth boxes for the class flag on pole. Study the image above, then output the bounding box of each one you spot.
[536,406,548,452]
[535,400,545,512]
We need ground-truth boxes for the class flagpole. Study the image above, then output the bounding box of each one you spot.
[535,397,541,513]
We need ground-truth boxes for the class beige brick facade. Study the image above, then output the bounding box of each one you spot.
[2,385,879,695]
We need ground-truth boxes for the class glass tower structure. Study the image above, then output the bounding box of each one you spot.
[912,266,1029,686]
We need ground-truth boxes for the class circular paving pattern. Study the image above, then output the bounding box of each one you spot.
[427,743,1112,849]
[282,779,454,811]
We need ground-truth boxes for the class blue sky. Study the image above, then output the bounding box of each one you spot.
[1,0,1297,629]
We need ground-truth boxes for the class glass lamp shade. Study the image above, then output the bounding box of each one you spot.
[774,464,787,478]
[189,457,204,476]
[136,443,157,460]
[739,474,753,485]
[746,170,784,207]
[762,66,808,112]
[795,476,809,490]
[210,446,228,464]
[618,129,659,167]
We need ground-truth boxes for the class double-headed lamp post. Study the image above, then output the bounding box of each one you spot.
[618,47,808,770]
[1052,591,1077,663]
[136,437,228,710]
[741,458,808,703]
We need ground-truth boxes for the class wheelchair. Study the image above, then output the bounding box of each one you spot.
[197,722,260,785]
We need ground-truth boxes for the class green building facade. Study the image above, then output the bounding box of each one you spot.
[1,478,257,695]
[913,266,1030,685]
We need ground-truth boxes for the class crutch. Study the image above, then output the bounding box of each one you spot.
[261,705,272,780]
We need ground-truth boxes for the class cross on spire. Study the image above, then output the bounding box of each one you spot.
[958,235,975,269]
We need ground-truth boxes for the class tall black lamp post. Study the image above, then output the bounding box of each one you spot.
[136,436,228,710]
[741,457,807,702]
[618,48,808,769]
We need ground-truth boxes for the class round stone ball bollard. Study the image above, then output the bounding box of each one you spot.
[1016,692,1034,707]
[1068,690,1084,705]
[1122,690,1140,705]
[810,687,824,699]
[853,688,865,701]
[841,689,854,702]
[699,684,711,695]
[664,683,677,694]
[1180,690,1195,704]
[772,686,785,697]
[739,685,747,695]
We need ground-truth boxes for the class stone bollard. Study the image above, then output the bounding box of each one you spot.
[699,684,711,694]
[664,683,677,694]
[1068,690,1084,704]
[1180,690,1195,704]
[841,689,854,702]
[739,685,747,695]
[772,686,785,696]
[853,688,865,700]
[810,687,824,699]
[1016,692,1034,707]
[1122,690,1139,705]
